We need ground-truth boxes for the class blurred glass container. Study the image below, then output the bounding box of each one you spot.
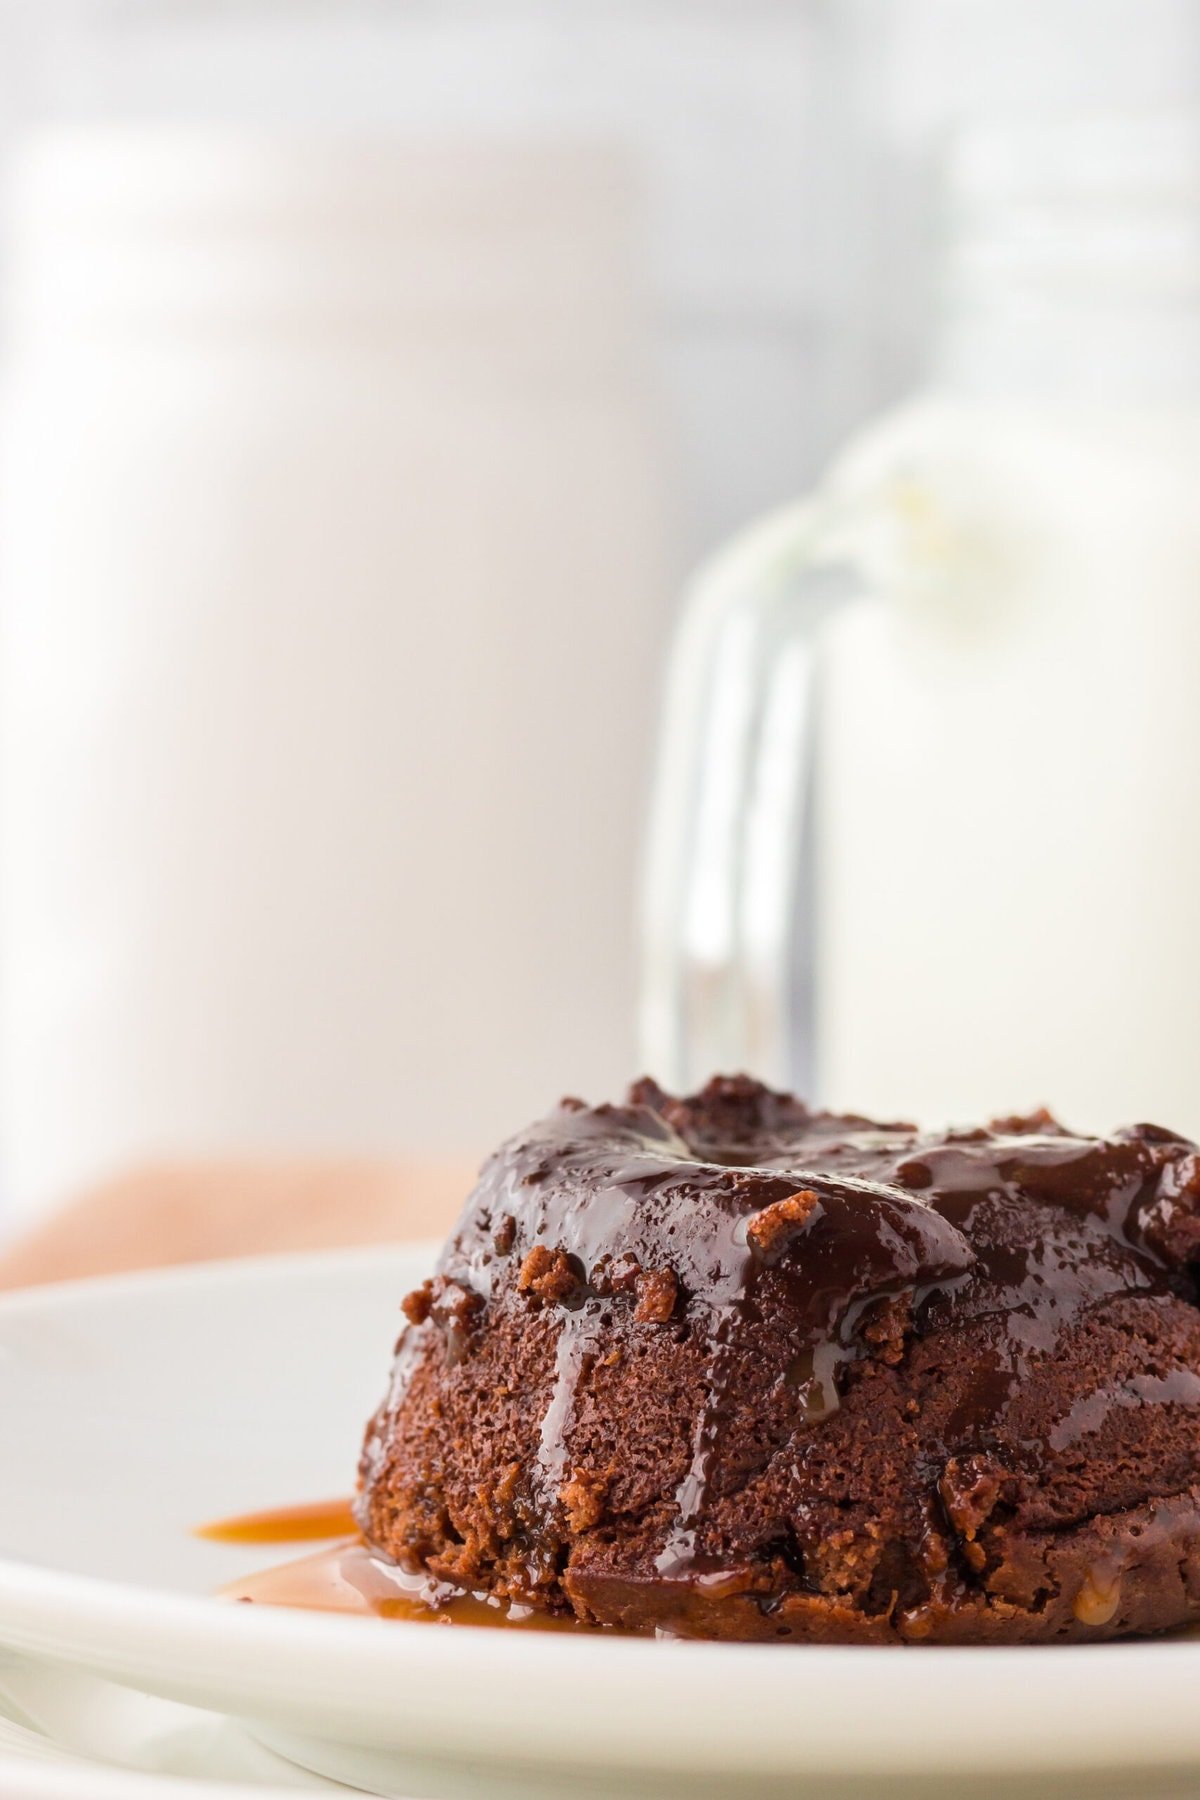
[643,115,1200,1134]
[0,0,823,562]
[0,127,666,1222]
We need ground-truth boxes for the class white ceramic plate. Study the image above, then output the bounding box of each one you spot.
[0,1246,1199,1798]
[0,1647,351,1797]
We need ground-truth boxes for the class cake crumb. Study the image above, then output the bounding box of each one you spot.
[518,1244,582,1304]
[591,1250,641,1295]
[492,1213,517,1255]
[809,1526,878,1597]
[746,1189,821,1257]
[560,1470,608,1533]
[430,1279,484,1363]
[634,1267,678,1323]
[861,1293,912,1365]
[401,1280,434,1325]
[940,1455,1004,1571]
[988,1107,1057,1135]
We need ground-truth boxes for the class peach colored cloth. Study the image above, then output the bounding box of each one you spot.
[0,1158,476,1290]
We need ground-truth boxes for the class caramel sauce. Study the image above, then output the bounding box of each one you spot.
[200,1499,609,1632]
[1073,1570,1123,1628]
[222,1537,599,1629]
[197,1498,358,1545]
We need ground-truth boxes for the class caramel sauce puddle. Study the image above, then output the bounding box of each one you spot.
[198,1499,608,1632]
[198,1498,358,1546]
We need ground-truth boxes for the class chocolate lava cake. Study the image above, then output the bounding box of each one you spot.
[356,1076,1200,1643]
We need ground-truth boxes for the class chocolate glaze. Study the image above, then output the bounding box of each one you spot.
[358,1077,1200,1642]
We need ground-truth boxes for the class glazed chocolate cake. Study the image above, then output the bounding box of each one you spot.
[356,1076,1200,1643]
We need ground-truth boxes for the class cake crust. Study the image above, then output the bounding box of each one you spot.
[357,1076,1200,1643]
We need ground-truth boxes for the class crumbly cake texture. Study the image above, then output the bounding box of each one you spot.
[356,1076,1200,1643]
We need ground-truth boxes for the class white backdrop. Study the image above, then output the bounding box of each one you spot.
[4,0,1196,548]
[0,0,1196,1218]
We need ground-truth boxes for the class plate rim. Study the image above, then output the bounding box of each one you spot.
[0,1237,443,1315]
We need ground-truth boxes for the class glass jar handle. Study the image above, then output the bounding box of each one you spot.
[639,489,879,1095]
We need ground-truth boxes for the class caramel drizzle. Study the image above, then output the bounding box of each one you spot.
[654,1239,750,1580]
[537,1311,603,1505]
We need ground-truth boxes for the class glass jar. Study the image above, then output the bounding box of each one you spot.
[642,115,1200,1134]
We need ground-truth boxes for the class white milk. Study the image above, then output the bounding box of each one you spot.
[642,115,1200,1133]
[817,399,1200,1133]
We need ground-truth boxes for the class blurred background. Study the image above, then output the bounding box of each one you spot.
[0,0,1197,1242]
